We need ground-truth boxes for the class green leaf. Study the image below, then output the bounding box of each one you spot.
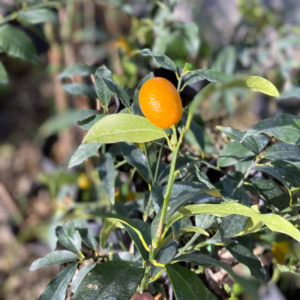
[95,66,130,108]
[69,143,101,168]
[17,9,58,24]
[39,262,78,300]
[252,180,290,211]
[28,1,61,9]
[217,126,270,154]
[76,228,97,251]
[72,261,144,300]
[0,25,38,63]
[120,143,151,183]
[218,141,254,167]
[77,113,105,131]
[243,114,300,144]
[263,142,300,162]
[172,253,259,300]
[184,69,232,86]
[98,214,151,259]
[30,250,78,271]
[38,109,84,138]
[225,243,266,282]
[246,76,279,97]
[140,48,177,72]
[71,262,97,294]
[56,221,82,254]
[97,153,115,204]
[83,114,167,144]
[166,203,300,242]
[0,62,8,84]
[278,86,300,99]
[166,264,218,300]
[62,83,97,99]
[94,75,112,107]
[181,112,204,150]
[133,72,154,103]
[271,160,300,186]
[59,63,97,80]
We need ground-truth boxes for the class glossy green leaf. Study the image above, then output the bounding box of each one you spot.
[217,126,270,154]
[140,48,177,72]
[62,83,97,99]
[97,153,115,204]
[263,142,300,162]
[253,164,288,187]
[166,264,218,300]
[172,253,259,299]
[56,221,82,254]
[76,228,97,251]
[30,250,78,270]
[17,9,58,24]
[225,243,266,282]
[83,114,167,144]
[165,203,300,242]
[95,66,130,108]
[133,72,154,103]
[246,76,279,97]
[71,262,97,294]
[0,62,8,84]
[0,25,38,63]
[271,160,300,186]
[218,141,254,167]
[59,63,97,79]
[243,114,300,144]
[120,143,151,183]
[69,143,101,168]
[72,261,144,300]
[29,1,61,9]
[39,263,78,300]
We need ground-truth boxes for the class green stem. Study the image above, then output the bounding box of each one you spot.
[176,233,200,257]
[154,139,165,184]
[138,247,155,293]
[153,142,180,248]
[115,160,127,169]
[143,143,154,185]
[0,12,17,26]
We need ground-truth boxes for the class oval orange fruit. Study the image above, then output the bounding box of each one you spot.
[139,77,183,129]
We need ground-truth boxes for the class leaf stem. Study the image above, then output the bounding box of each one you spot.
[154,139,165,184]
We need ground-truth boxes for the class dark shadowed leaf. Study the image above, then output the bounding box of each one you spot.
[39,263,78,300]
[71,262,97,294]
[83,114,167,144]
[97,153,115,204]
[140,49,177,72]
[76,228,97,251]
[172,253,259,299]
[59,63,97,79]
[120,143,151,183]
[243,114,300,145]
[69,143,101,168]
[0,25,38,63]
[184,69,232,86]
[225,243,266,282]
[252,180,290,211]
[56,221,82,254]
[271,160,300,186]
[63,83,97,99]
[30,250,78,270]
[166,264,218,300]
[72,261,144,300]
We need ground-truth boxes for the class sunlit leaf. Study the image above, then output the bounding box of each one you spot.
[246,76,279,97]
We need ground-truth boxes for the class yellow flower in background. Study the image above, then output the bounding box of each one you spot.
[77,173,91,190]
[271,241,290,264]
[115,36,132,55]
